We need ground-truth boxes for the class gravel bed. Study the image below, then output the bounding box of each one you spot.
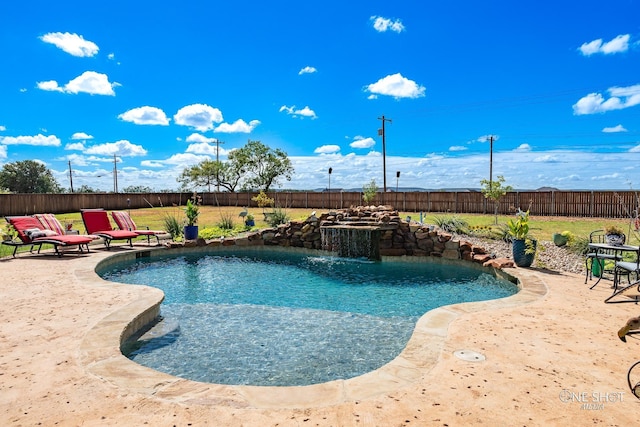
[458,235,586,275]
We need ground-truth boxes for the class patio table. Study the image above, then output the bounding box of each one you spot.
[588,242,640,291]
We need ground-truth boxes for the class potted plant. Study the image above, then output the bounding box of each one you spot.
[552,230,573,247]
[244,213,255,227]
[507,208,537,267]
[604,225,625,246]
[183,199,200,240]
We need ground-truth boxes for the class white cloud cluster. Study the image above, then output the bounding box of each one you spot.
[0,125,6,131]
[0,134,61,146]
[37,71,119,96]
[118,106,170,126]
[174,104,223,131]
[579,34,630,56]
[370,16,405,33]
[71,132,93,140]
[216,119,261,133]
[573,84,640,115]
[299,66,317,75]
[279,105,318,119]
[65,142,86,151]
[602,125,627,133]
[350,136,375,149]
[314,145,340,154]
[0,145,6,159]
[449,146,467,151]
[84,139,147,156]
[40,32,99,57]
[366,73,425,99]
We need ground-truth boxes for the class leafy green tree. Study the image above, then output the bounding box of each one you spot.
[235,140,293,191]
[0,160,61,193]
[178,159,245,192]
[122,185,153,193]
[76,184,99,193]
[480,175,512,224]
[362,178,378,204]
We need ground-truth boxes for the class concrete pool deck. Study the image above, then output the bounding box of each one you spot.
[1,246,639,426]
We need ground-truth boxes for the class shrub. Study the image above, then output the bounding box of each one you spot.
[433,215,469,234]
[217,212,235,230]
[163,214,183,240]
[267,207,289,227]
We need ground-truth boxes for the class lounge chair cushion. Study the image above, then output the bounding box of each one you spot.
[34,213,66,235]
[111,211,136,231]
[8,216,47,243]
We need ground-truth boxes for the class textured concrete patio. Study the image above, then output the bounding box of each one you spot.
[1,246,638,426]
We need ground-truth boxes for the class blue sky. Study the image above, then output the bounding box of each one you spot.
[1,0,639,192]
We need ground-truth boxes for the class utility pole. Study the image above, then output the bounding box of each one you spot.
[488,135,494,193]
[377,115,392,192]
[113,154,118,193]
[68,160,74,193]
[214,139,225,192]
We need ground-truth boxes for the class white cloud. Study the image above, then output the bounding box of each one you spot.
[514,144,532,152]
[40,32,99,57]
[299,66,317,75]
[215,119,261,133]
[602,124,627,133]
[71,132,93,140]
[37,71,119,96]
[162,153,211,166]
[174,104,223,131]
[0,145,6,159]
[186,142,229,156]
[0,125,6,131]
[366,73,425,99]
[314,145,341,154]
[533,154,559,162]
[279,105,318,119]
[65,142,85,151]
[350,136,376,149]
[140,160,165,168]
[573,84,640,115]
[370,16,405,33]
[449,146,468,151]
[579,34,630,56]
[477,134,499,143]
[108,53,115,60]
[118,106,170,125]
[185,133,217,143]
[84,140,147,156]
[0,134,61,146]
[629,145,640,153]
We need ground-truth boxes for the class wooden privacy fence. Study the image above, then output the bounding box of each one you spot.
[0,190,638,219]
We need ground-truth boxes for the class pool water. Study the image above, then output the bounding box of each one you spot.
[100,249,517,386]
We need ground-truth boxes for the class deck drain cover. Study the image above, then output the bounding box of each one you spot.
[454,350,486,362]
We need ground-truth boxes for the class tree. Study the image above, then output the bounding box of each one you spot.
[480,175,512,224]
[362,179,378,204]
[122,185,153,193]
[235,140,293,191]
[76,184,99,193]
[0,160,61,193]
[177,159,245,192]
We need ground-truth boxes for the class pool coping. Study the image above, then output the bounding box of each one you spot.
[78,246,546,409]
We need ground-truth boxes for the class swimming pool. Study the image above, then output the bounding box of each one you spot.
[100,248,517,386]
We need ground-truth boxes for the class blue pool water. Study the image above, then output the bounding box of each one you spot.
[100,249,517,386]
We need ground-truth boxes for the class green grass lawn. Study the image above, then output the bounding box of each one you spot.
[2,206,639,258]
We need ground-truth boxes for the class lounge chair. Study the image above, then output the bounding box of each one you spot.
[3,216,93,257]
[111,210,167,245]
[80,209,138,249]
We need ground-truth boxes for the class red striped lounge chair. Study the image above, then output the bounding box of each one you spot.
[111,211,166,245]
[80,209,138,250]
[4,216,93,257]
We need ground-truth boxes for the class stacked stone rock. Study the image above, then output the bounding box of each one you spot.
[167,205,514,269]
